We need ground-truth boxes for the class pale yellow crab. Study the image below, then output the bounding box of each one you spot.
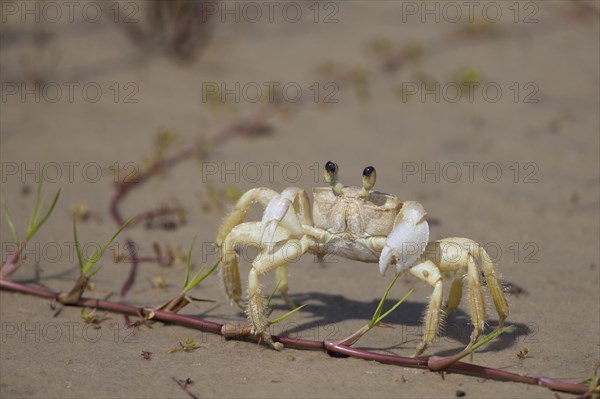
[215,161,508,356]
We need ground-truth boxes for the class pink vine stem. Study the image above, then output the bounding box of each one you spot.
[0,278,590,395]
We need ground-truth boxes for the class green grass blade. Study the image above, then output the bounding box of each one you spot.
[469,326,512,353]
[26,189,61,240]
[83,241,103,275]
[27,167,44,234]
[82,217,134,277]
[103,217,134,251]
[183,239,195,288]
[370,271,403,326]
[186,259,220,291]
[32,188,49,230]
[269,304,306,325]
[73,215,84,271]
[186,264,206,288]
[1,195,19,242]
[375,288,414,325]
[87,264,104,279]
[266,280,282,308]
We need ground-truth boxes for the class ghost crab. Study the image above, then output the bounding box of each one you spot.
[215,161,508,356]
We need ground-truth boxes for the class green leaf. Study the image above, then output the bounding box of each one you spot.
[1,195,19,242]
[27,167,44,235]
[374,288,414,325]
[266,280,282,308]
[370,270,403,327]
[32,188,49,231]
[469,326,512,353]
[73,215,84,271]
[182,239,196,288]
[81,217,134,278]
[87,264,104,279]
[30,189,61,241]
[26,188,61,240]
[269,304,306,325]
[184,259,220,292]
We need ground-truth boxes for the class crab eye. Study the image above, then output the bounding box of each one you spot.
[362,166,376,192]
[324,161,339,186]
[363,166,375,177]
[325,161,338,174]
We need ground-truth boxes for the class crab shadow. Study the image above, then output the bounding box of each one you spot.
[274,291,531,356]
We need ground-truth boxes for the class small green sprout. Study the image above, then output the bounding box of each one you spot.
[57,217,133,304]
[158,241,219,313]
[369,272,413,329]
[1,166,61,279]
[1,196,19,243]
[340,271,413,346]
[1,165,61,243]
[25,168,61,241]
[182,243,220,295]
[74,216,134,279]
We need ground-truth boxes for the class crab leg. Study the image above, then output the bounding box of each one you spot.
[445,271,464,314]
[465,252,486,346]
[476,244,508,328]
[421,238,508,352]
[220,222,293,309]
[216,188,278,247]
[248,235,312,350]
[409,260,443,357]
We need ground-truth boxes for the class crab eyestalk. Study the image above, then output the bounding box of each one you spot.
[360,166,376,197]
[324,161,344,195]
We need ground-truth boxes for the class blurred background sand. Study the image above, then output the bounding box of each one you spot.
[1,1,599,397]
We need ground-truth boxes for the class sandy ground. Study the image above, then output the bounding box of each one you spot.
[1,1,599,398]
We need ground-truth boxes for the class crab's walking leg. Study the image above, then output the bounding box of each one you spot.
[220,241,242,309]
[216,188,278,247]
[423,239,486,349]
[445,271,464,314]
[220,222,293,309]
[477,245,508,328]
[221,223,265,309]
[248,235,312,351]
[465,252,485,348]
[422,238,508,352]
[409,260,443,357]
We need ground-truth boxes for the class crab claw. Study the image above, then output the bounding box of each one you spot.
[379,201,429,276]
[260,196,288,245]
[260,189,298,245]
